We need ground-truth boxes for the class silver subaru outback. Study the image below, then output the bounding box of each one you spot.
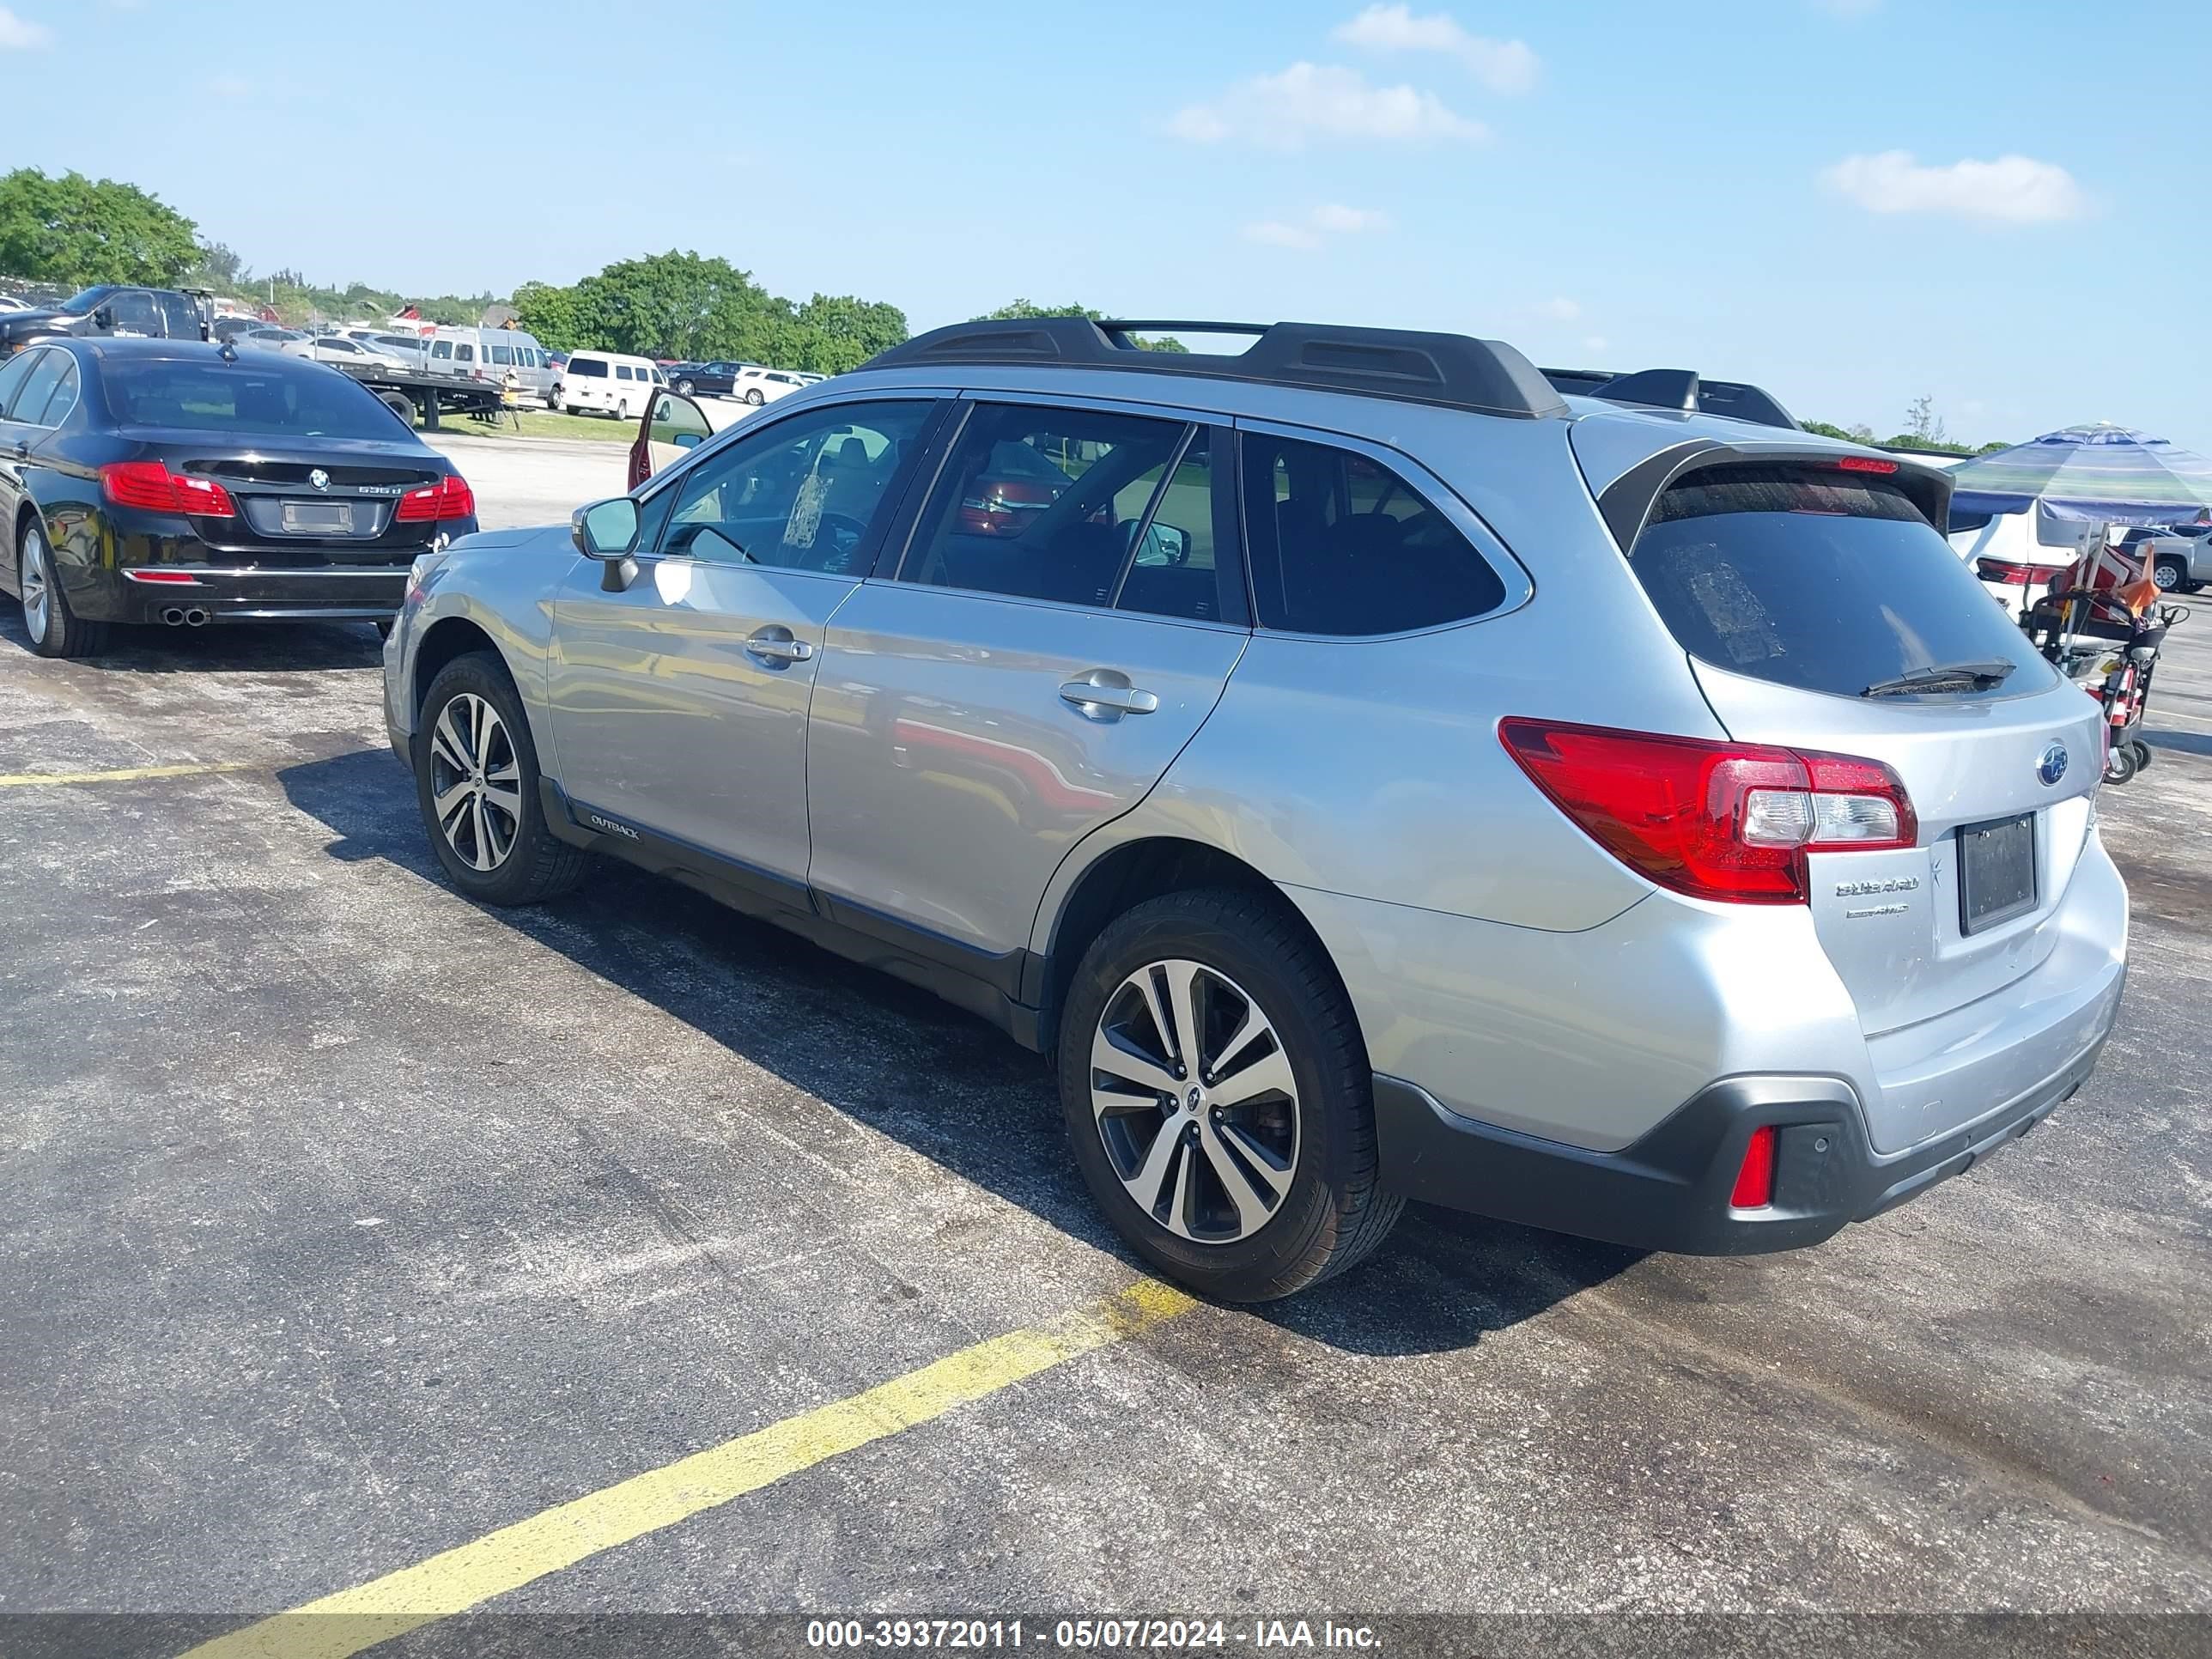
[382,319,2126,1303]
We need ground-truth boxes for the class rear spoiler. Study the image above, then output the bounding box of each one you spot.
[1541,366,1800,433]
[1593,439,1954,551]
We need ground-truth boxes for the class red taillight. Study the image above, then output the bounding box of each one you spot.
[1498,720,1917,905]
[121,569,204,585]
[100,461,236,518]
[1976,559,2045,584]
[1836,455,1899,475]
[394,474,475,523]
[1731,1127,1777,1209]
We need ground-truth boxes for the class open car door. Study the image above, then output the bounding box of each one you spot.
[629,389,715,489]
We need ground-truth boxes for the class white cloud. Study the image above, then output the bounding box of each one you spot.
[1583,335,1609,353]
[1243,204,1393,251]
[1309,203,1392,234]
[1169,63,1486,149]
[1334,4,1539,94]
[209,74,251,98]
[1822,149,2085,223]
[0,7,52,47]
[1535,295,1582,322]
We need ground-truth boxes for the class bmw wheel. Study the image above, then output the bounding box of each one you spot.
[1058,889,1402,1302]
[415,653,588,905]
[18,518,106,660]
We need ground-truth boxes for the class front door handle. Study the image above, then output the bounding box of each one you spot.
[1060,670,1159,719]
[744,626,815,666]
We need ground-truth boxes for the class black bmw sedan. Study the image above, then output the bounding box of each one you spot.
[0,337,476,659]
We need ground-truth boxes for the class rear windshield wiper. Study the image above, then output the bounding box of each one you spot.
[1863,660,2016,697]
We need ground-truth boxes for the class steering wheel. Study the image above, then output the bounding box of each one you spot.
[798,510,872,572]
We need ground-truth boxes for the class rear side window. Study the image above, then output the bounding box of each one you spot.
[489,343,513,365]
[1631,465,2047,699]
[574,358,608,377]
[157,294,201,337]
[616,364,635,380]
[1241,434,1507,635]
[10,352,69,425]
[902,402,1194,611]
[455,344,475,364]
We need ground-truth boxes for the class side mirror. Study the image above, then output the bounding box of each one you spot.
[1121,520,1192,568]
[573,497,641,591]
[93,307,115,331]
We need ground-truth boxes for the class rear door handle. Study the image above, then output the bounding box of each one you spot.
[1060,671,1159,718]
[744,626,815,666]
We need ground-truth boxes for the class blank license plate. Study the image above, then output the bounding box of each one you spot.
[280,500,353,533]
[1959,812,2038,934]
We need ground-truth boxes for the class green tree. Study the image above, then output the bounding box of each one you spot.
[976,301,1186,352]
[0,167,199,287]
[787,293,909,374]
[513,280,586,351]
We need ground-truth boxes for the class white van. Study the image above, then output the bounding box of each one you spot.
[557,350,665,419]
[426,325,557,404]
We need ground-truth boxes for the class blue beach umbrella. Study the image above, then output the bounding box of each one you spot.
[1948,423,2212,526]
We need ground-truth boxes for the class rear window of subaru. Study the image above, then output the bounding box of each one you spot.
[1630,465,2049,699]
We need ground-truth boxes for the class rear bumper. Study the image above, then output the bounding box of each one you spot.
[89,567,409,623]
[1375,1011,2114,1255]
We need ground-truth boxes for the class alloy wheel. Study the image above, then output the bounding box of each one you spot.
[21,526,51,644]
[1089,958,1299,1244]
[427,693,522,872]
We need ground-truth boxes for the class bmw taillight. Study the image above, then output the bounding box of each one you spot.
[1976,559,2044,584]
[1498,720,1917,906]
[100,461,237,517]
[394,474,475,523]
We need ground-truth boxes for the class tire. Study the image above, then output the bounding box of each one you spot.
[744,388,765,406]
[415,652,589,906]
[2130,738,2153,774]
[2103,742,2138,786]
[616,399,629,421]
[18,517,106,660]
[379,392,416,428]
[1057,888,1403,1302]
[2153,556,2184,592]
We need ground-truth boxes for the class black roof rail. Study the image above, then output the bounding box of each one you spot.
[864,317,1569,421]
[1539,366,1801,433]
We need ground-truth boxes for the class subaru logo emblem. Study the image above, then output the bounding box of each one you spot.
[308,469,329,491]
[2037,743,2069,787]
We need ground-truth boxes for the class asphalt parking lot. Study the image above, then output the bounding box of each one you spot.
[4,439,2209,1653]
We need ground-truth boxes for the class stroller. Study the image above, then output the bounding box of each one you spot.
[2024,586,2185,784]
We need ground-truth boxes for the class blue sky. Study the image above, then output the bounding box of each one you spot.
[3,0,2207,451]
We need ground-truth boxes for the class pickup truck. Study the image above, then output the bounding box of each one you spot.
[0,283,210,358]
[2118,525,2211,592]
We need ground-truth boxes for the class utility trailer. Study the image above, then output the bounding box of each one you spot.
[332,364,505,431]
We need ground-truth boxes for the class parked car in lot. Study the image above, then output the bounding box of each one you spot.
[1,338,475,658]
[732,365,805,405]
[239,325,310,355]
[556,350,665,418]
[386,317,2124,1303]
[296,334,414,373]
[666,360,755,398]
[2117,523,2210,592]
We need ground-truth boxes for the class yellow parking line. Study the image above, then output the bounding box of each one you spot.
[180,1279,1195,1659]
[0,760,258,789]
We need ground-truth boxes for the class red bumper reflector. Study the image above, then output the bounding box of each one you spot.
[122,569,204,585]
[1731,1126,1777,1209]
